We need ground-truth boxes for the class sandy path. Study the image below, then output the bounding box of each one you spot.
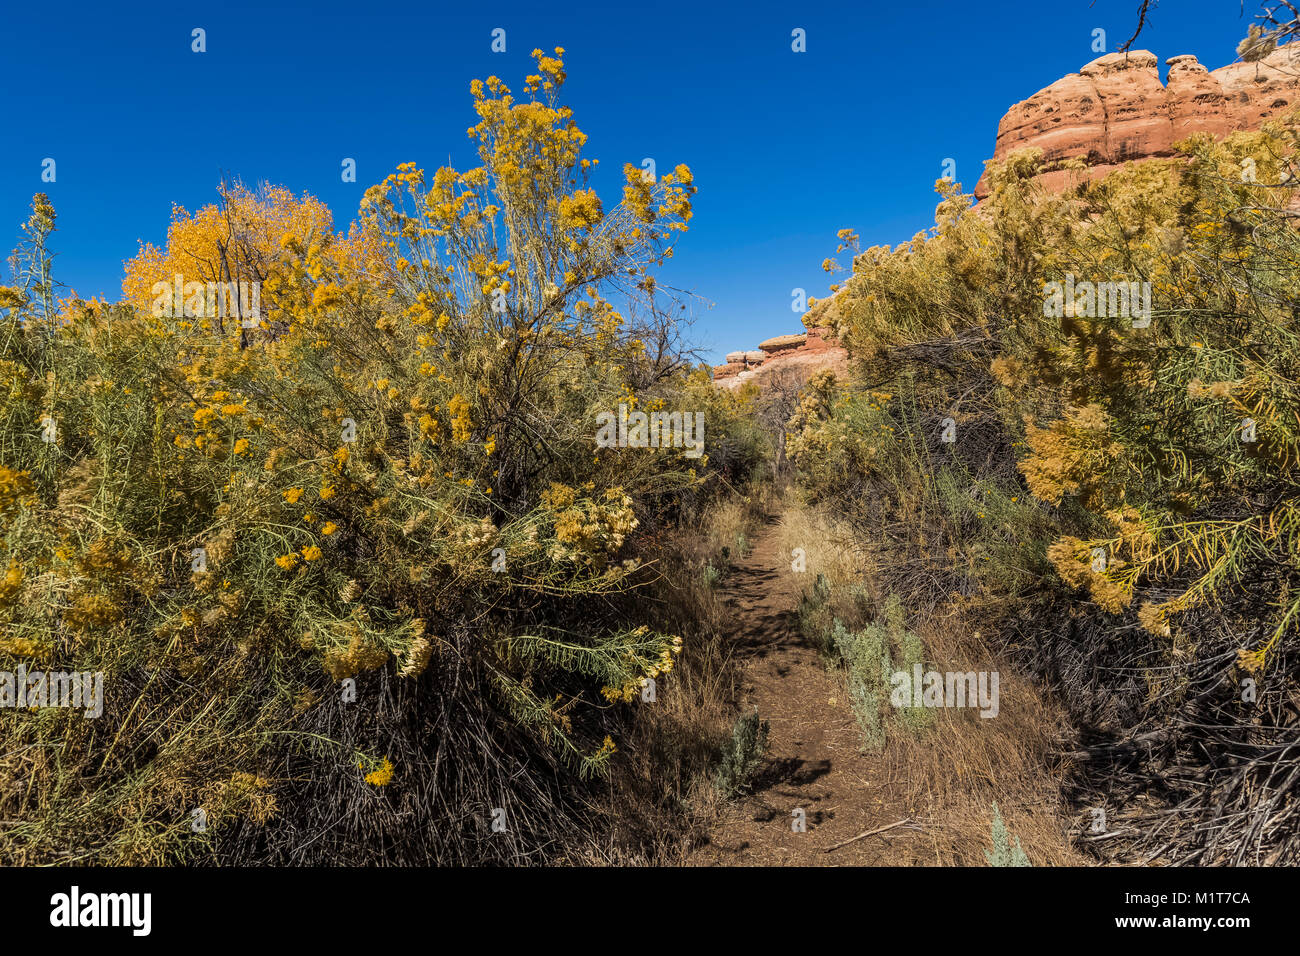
[688,519,921,866]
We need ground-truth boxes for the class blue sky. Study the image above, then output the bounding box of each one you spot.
[0,0,1260,363]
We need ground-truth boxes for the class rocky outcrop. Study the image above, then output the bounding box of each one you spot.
[758,333,808,352]
[712,325,847,389]
[974,46,1300,198]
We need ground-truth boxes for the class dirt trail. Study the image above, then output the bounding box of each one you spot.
[688,518,923,866]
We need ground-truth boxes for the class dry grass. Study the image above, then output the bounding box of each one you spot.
[597,480,773,862]
[771,494,872,587]
[775,490,1084,866]
[881,618,1084,866]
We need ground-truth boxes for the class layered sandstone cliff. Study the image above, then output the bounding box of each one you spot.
[712,326,847,389]
[973,45,1300,198]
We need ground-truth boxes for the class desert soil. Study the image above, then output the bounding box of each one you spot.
[687,519,925,866]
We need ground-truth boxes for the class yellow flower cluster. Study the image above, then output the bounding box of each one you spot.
[600,631,683,702]
[1019,405,1122,510]
[0,558,23,606]
[1046,536,1132,613]
[550,489,638,564]
[0,465,34,519]
[558,189,603,232]
[323,630,389,681]
[447,394,472,443]
[361,756,394,787]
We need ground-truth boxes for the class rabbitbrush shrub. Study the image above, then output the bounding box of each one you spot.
[789,118,1300,864]
[0,51,767,864]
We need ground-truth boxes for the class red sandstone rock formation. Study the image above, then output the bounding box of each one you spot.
[973,46,1300,199]
[712,326,847,389]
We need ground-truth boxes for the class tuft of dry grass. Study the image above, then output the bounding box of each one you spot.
[775,490,1084,866]
[772,492,872,587]
[880,618,1084,866]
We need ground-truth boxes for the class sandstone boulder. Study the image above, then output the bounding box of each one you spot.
[758,333,807,353]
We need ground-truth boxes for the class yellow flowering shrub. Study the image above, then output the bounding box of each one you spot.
[788,120,1300,864]
[0,52,762,865]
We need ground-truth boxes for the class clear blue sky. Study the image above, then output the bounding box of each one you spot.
[0,0,1259,363]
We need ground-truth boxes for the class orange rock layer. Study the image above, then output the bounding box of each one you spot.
[712,326,847,389]
[973,47,1300,199]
